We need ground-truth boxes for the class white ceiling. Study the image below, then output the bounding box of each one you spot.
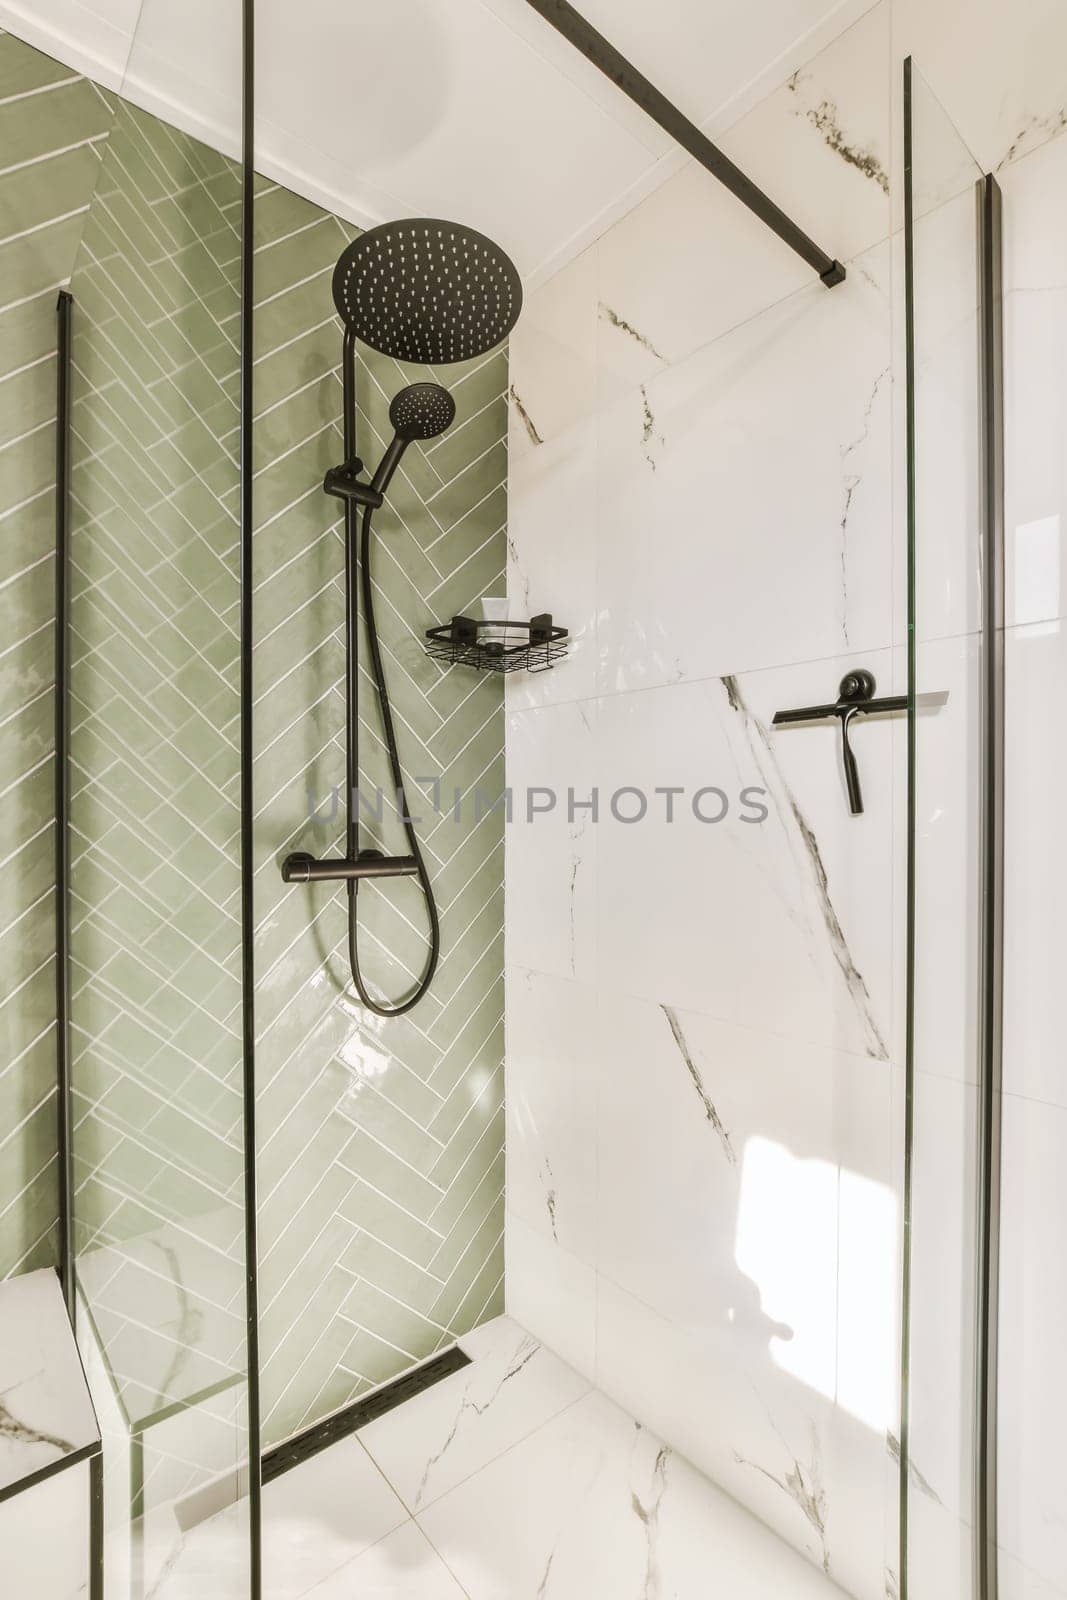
[0,0,870,284]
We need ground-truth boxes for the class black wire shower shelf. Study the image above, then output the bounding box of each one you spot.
[425,613,568,674]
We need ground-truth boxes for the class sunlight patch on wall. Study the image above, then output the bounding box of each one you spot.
[736,1135,896,1433]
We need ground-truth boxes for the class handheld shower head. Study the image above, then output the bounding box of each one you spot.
[371,383,456,496]
[389,382,456,442]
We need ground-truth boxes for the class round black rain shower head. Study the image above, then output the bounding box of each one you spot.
[332,218,523,365]
[389,382,456,442]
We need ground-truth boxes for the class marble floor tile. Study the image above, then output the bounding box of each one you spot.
[358,1315,590,1513]
[259,1436,409,1598]
[303,1521,465,1599]
[141,1319,863,1600]
[417,1388,846,1600]
[150,1440,412,1600]
[146,1437,409,1600]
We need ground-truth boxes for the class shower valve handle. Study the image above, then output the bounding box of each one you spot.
[281,851,417,884]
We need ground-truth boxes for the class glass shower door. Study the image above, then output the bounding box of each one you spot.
[67,2,252,1592]
[902,58,986,1600]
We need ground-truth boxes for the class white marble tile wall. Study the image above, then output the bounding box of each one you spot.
[505,8,902,1599]
[889,70,1067,1600]
[996,125,1067,1600]
[508,5,1067,1594]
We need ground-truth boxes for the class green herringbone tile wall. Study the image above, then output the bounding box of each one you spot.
[0,29,113,1280]
[67,90,251,1515]
[1,27,507,1461]
[252,187,507,1448]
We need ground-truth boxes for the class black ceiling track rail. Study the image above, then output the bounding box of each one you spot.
[522,0,845,286]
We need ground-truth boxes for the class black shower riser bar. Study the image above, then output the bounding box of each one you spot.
[281,218,524,1016]
[522,0,846,287]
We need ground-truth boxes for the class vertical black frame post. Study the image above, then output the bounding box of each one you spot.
[54,289,74,1323]
[902,65,1005,1596]
[974,170,1004,1600]
[239,0,262,1595]
[899,55,917,1600]
[88,1453,104,1600]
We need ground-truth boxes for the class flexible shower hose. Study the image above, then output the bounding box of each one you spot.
[346,502,441,1017]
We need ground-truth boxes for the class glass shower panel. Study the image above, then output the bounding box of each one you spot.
[903,59,984,1600]
[251,26,509,1450]
[67,1,251,1593]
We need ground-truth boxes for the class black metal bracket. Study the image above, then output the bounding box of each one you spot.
[323,458,384,509]
[773,670,946,816]
[522,0,845,287]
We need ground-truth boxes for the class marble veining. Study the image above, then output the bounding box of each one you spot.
[997,107,1067,170]
[412,1332,541,1509]
[541,1156,559,1241]
[661,1005,737,1164]
[734,1420,830,1576]
[788,70,890,194]
[640,384,665,472]
[146,1241,204,1419]
[599,301,667,363]
[567,825,584,975]
[76,1222,245,1439]
[505,525,531,615]
[630,1427,672,1598]
[0,1394,75,1458]
[536,1548,556,1597]
[510,383,544,446]
[721,673,889,1060]
[839,366,890,645]
[413,1372,846,1600]
[0,1268,99,1495]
